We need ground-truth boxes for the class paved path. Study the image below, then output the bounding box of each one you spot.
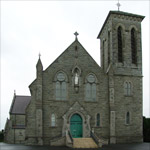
[101,143,150,150]
[0,142,150,150]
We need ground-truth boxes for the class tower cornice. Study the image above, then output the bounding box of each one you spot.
[97,11,145,39]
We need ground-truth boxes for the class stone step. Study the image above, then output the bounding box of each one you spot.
[73,138,98,148]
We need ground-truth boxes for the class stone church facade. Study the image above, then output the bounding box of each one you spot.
[4,10,144,146]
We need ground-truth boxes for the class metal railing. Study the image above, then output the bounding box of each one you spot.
[68,130,73,143]
[90,131,99,146]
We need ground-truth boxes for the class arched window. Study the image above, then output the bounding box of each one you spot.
[96,113,100,127]
[128,82,131,95]
[51,114,56,127]
[55,72,67,100]
[124,82,132,96]
[85,74,97,101]
[131,28,137,64]
[126,112,130,125]
[118,26,123,62]
[103,40,105,69]
[108,31,110,65]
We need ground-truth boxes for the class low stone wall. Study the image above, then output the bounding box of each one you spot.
[116,136,143,143]
[50,136,66,146]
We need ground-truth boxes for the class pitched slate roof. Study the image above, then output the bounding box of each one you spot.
[9,95,31,115]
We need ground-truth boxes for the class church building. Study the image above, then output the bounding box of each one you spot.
[4,10,144,147]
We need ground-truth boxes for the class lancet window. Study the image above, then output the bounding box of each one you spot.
[131,28,137,64]
[118,26,123,62]
[108,31,110,65]
[126,112,130,125]
[124,81,132,96]
[85,74,97,101]
[51,114,56,127]
[96,113,100,127]
[55,72,67,100]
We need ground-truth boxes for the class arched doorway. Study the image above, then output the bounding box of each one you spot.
[70,114,82,138]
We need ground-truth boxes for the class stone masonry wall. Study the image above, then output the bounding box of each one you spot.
[99,11,143,143]
[114,76,143,143]
[42,40,109,145]
[25,11,144,145]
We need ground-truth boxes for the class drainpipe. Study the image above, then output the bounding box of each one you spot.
[14,115,16,143]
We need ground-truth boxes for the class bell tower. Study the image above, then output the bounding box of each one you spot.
[97,11,144,74]
[97,11,144,143]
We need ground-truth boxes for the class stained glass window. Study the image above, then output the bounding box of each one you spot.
[56,72,67,100]
[86,74,97,101]
[51,114,56,127]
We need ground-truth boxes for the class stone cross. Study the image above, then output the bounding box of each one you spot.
[116,0,121,11]
[74,32,79,40]
[39,53,41,58]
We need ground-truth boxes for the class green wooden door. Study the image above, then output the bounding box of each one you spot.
[70,114,82,138]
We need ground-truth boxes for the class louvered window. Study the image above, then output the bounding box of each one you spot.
[108,31,110,65]
[118,26,123,62]
[131,28,137,64]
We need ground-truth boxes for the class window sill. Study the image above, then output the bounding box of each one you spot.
[116,62,123,67]
[131,64,138,68]
[125,124,131,126]
[50,99,68,102]
[49,126,57,128]
[94,126,102,128]
[116,62,139,69]
[84,100,98,103]
[124,95,132,97]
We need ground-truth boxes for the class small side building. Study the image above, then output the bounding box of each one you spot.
[4,93,31,144]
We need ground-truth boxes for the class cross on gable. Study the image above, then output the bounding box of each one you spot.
[39,53,41,58]
[74,32,79,40]
[116,0,121,11]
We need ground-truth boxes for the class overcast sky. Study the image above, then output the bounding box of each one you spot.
[1,0,150,130]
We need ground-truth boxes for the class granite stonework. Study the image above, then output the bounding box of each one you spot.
[4,115,26,144]
[4,11,144,146]
[4,95,31,144]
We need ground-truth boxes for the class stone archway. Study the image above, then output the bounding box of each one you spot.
[62,101,91,138]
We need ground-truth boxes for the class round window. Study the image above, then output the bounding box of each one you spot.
[57,72,65,81]
[87,75,95,83]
